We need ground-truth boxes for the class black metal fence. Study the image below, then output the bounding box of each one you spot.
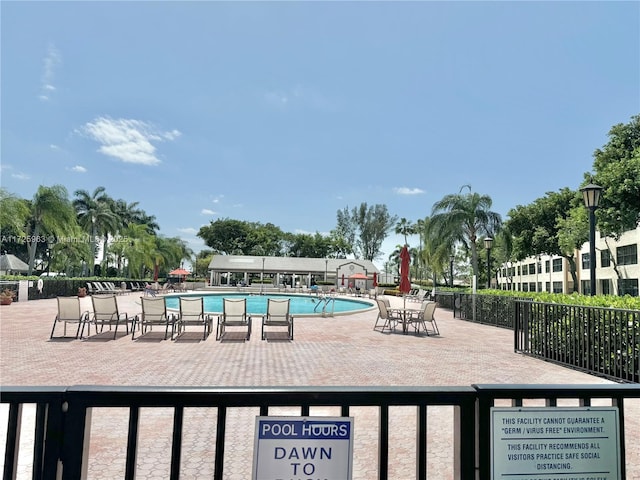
[435,292,639,384]
[2,384,639,480]
[515,300,640,383]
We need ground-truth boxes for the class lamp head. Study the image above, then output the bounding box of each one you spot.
[580,182,603,209]
[484,237,493,249]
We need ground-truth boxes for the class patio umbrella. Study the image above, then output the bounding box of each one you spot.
[341,274,345,286]
[169,268,190,284]
[373,272,377,287]
[169,268,190,277]
[399,245,411,305]
[348,272,368,280]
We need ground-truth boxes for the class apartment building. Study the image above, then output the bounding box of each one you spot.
[496,226,639,296]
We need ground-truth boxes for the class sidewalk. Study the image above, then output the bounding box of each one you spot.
[1,293,637,479]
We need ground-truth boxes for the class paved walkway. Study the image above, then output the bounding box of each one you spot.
[1,292,638,479]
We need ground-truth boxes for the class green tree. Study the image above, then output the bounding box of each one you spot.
[590,114,640,238]
[24,185,76,274]
[121,223,156,278]
[0,189,29,236]
[336,203,397,261]
[429,187,502,281]
[73,187,118,276]
[332,207,357,258]
[198,218,253,255]
[506,188,583,291]
[421,216,454,287]
[395,218,415,246]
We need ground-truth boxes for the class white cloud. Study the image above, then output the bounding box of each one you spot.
[79,116,181,165]
[201,209,216,215]
[70,165,87,173]
[39,43,61,101]
[394,187,425,195]
[50,144,60,150]
[12,173,30,180]
[177,227,197,234]
[211,195,224,204]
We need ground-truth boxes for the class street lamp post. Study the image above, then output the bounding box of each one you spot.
[484,237,493,289]
[580,181,603,296]
[449,254,454,287]
[261,257,265,295]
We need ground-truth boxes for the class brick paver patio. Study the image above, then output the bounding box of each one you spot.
[1,292,638,479]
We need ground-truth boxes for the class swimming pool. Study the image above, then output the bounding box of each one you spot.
[164,293,375,316]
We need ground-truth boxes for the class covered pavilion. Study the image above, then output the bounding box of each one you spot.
[207,255,379,288]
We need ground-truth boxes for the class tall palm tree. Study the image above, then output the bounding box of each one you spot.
[429,187,502,281]
[73,187,118,276]
[395,218,415,246]
[421,216,451,287]
[25,185,76,274]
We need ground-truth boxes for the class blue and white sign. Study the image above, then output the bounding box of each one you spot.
[252,416,354,480]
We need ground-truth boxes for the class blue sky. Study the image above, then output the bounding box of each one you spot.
[2,1,638,268]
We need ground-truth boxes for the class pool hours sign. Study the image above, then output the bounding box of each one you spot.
[252,416,354,480]
[491,407,621,480]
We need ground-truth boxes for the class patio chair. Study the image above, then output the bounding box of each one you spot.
[216,298,251,341]
[50,296,90,339]
[373,298,401,333]
[88,294,132,339]
[409,301,439,336]
[133,296,176,340]
[407,289,427,302]
[261,298,294,341]
[176,296,212,340]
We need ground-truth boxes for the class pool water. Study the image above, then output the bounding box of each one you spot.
[164,293,374,316]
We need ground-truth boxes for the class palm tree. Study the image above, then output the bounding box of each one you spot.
[429,187,502,281]
[121,223,156,278]
[420,216,451,287]
[73,187,118,276]
[151,236,193,280]
[24,185,76,274]
[395,218,415,246]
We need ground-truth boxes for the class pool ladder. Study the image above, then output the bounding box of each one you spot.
[313,294,336,317]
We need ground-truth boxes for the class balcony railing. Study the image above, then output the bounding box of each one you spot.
[2,384,639,480]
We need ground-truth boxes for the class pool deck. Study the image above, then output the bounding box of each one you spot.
[1,291,638,479]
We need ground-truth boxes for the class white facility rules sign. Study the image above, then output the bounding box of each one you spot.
[491,407,621,480]
[252,416,354,480]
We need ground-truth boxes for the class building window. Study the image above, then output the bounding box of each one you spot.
[528,264,536,275]
[529,282,536,292]
[545,260,550,273]
[617,244,638,266]
[581,280,591,295]
[538,282,542,292]
[600,279,611,295]
[581,253,590,270]
[537,262,542,274]
[517,266,521,276]
[601,250,612,268]
[522,283,529,292]
[619,279,639,297]
[552,281,563,293]
[545,282,550,292]
[552,259,563,272]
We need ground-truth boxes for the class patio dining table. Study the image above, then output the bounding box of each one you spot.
[391,306,422,334]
